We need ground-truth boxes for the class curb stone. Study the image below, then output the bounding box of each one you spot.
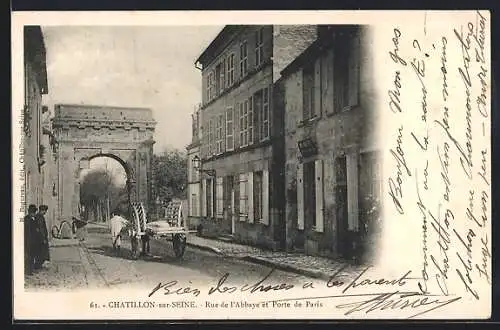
[186,242,223,255]
[77,241,105,287]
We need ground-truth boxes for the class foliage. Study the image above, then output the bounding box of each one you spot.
[152,147,187,205]
[80,168,127,219]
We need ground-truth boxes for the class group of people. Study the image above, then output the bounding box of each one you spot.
[24,204,50,275]
[109,210,150,258]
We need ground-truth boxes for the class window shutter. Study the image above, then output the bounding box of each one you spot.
[315,159,324,232]
[323,49,334,115]
[210,178,215,218]
[201,179,207,217]
[234,103,240,149]
[267,85,272,138]
[239,173,247,221]
[348,31,360,107]
[247,172,254,223]
[314,57,322,116]
[347,152,359,231]
[216,177,224,218]
[297,164,304,230]
[262,169,269,225]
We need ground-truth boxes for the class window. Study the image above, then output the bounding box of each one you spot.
[217,60,226,95]
[206,73,211,102]
[191,194,198,216]
[303,63,315,120]
[248,97,254,144]
[226,53,235,87]
[255,27,264,67]
[262,87,270,140]
[206,71,216,102]
[239,41,248,77]
[253,171,263,221]
[239,173,248,220]
[239,99,250,147]
[226,107,234,151]
[334,28,360,112]
[208,119,214,156]
[215,114,224,154]
[361,152,382,198]
[303,161,317,229]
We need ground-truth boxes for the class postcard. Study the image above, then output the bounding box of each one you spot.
[12,10,491,320]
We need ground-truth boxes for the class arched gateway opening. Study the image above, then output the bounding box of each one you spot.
[52,104,156,225]
[79,156,128,222]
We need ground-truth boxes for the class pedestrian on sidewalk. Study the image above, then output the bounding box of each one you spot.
[24,204,38,275]
[34,205,50,270]
[109,210,129,253]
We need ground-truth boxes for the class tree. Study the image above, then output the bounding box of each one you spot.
[80,168,127,221]
[152,147,187,205]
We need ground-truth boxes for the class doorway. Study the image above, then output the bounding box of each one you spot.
[334,156,349,257]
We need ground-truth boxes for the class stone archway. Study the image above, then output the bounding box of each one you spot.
[52,104,156,223]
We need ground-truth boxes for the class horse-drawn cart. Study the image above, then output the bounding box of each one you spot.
[130,201,193,258]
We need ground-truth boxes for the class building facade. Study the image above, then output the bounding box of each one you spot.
[23,26,58,232]
[186,106,201,230]
[192,25,318,249]
[279,25,382,260]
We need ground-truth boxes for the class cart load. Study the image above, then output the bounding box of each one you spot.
[130,201,189,258]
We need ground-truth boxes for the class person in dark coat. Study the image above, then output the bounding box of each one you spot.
[24,204,38,275]
[33,205,50,269]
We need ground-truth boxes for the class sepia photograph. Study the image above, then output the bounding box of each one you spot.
[12,11,491,320]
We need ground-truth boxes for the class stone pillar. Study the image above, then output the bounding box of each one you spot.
[59,147,77,221]
[147,140,155,219]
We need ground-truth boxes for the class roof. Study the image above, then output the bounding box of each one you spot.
[194,25,241,68]
[279,25,359,79]
[279,39,324,78]
[24,26,48,94]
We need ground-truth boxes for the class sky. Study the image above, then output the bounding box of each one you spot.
[79,157,127,187]
[41,25,223,153]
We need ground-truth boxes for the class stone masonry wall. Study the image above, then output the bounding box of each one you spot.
[283,27,376,258]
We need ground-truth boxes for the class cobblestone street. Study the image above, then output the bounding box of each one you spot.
[25,223,362,292]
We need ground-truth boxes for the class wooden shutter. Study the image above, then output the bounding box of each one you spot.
[297,164,304,230]
[323,49,334,115]
[234,103,240,148]
[239,173,247,221]
[201,179,207,217]
[348,31,360,107]
[315,159,324,232]
[247,172,254,223]
[262,169,269,225]
[347,152,359,231]
[216,177,224,218]
[314,57,322,117]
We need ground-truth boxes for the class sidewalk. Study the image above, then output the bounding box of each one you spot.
[185,235,363,281]
[24,238,99,290]
[86,221,362,281]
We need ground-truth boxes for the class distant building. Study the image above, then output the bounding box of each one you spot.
[186,105,201,230]
[279,25,382,260]
[191,25,319,249]
[23,26,58,233]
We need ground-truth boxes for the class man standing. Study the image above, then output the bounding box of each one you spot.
[24,204,38,275]
[34,205,50,270]
[109,210,129,253]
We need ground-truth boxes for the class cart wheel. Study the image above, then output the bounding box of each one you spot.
[51,225,60,239]
[172,234,186,258]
